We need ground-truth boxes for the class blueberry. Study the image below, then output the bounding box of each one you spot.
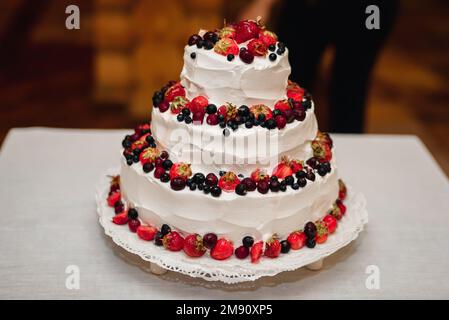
[160,172,170,183]
[122,139,132,148]
[127,208,138,220]
[227,54,234,61]
[317,164,327,177]
[298,177,307,187]
[304,222,317,239]
[268,44,276,52]
[132,155,139,163]
[181,108,191,116]
[154,231,164,246]
[203,185,211,194]
[296,170,306,179]
[203,41,213,50]
[219,171,226,176]
[306,237,316,248]
[276,48,285,55]
[258,114,266,122]
[143,162,154,173]
[302,100,312,110]
[266,118,276,130]
[284,175,294,185]
[217,114,225,122]
[242,236,254,248]
[211,186,222,197]
[219,121,226,128]
[162,159,173,170]
[269,180,280,192]
[197,183,204,191]
[281,240,291,253]
[126,159,133,166]
[196,40,204,48]
[245,121,253,129]
[189,182,197,191]
[238,105,250,117]
[292,182,299,190]
[193,173,205,184]
[277,42,285,49]
[190,52,196,59]
[184,116,192,124]
[270,175,279,182]
[161,224,171,236]
[235,183,247,196]
[279,182,287,192]
[306,171,316,181]
[269,53,277,61]
[177,113,185,122]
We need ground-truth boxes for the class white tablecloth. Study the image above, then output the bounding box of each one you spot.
[0,127,448,299]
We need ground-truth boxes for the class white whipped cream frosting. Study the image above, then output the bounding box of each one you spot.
[180,44,291,107]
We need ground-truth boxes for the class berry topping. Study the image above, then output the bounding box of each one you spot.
[250,241,264,263]
[235,246,249,259]
[206,104,217,114]
[218,103,238,121]
[227,54,234,61]
[189,96,209,114]
[306,170,316,181]
[286,80,304,102]
[312,140,332,162]
[272,158,294,179]
[139,147,159,165]
[192,173,206,185]
[169,162,192,181]
[275,115,287,129]
[170,96,189,114]
[188,34,202,46]
[163,231,184,251]
[264,237,281,258]
[192,111,205,124]
[336,199,347,215]
[250,168,269,183]
[203,233,218,249]
[315,221,329,244]
[128,219,141,233]
[161,224,171,236]
[127,208,138,220]
[137,225,157,241]
[241,177,256,192]
[164,82,186,103]
[304,222,317,239]
[257,180,269,194]
[203,31,219,43]
[112,211,128,225]
[239,48,254,64]
[211,186,222,197]
[258,29,278,46]
[183,234,206,257]
[280,240,291,253]
[158,101,169,113]
[214,37,239,56]
[247,39,268,56]
[250,104,272,120]
[153,166,165,179]
[205,173,218,186]
[287,231,306,250]
[170,177,186,191]
[154,231,164,246]
[107,191,121,207]
[206,113,219,125]
[242,236,254,248]
[190,52,196,59]
[323,214,337,234]
[234,19,260,44]
[306,237,316,248]
[218,25,236,39]
[218,171,240,192]
[210,238,234,260]
[235,183,247,196]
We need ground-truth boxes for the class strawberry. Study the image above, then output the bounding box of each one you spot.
[272,162,293,179]
[274,99,291,113]
[128,219,141,233]
[234,20,260,44]
[183,234,206,258]
[131,139,147,151]
[163,231,184,252]
[247,39,267,56]
[107,191,121,207]
[136,225,157,241]
[164,82,185,103]
[311,140,332,162]
[250,241,264,263]
[169,162,192,181]
[210,238,234,260]
[315,221,329,244]
[329,203,343,220]
[189,96,209,114]
[338,179,347,200]
[286,80,305,102]
[287,231,306,250]
[249,104,272,120]
[214,37,239,56]
[218,25,236,39]
[336,199,346,215]
[112,211,128,225]
[250,168,269,183]
[323,215,337,234]
[170,96,189,114]
[316,131,333,148]
[217,103,237,121]
[258,29,278,47]
[264,237,281,258]
[290,159,303,173]
[218,171,240,192]
[139,147,160,165]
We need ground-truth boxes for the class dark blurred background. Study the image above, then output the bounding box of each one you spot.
[0,0,448,174]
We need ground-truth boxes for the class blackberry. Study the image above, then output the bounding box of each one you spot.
[242,236,254,248]
[127,208,138,220]
[161,224,171,236]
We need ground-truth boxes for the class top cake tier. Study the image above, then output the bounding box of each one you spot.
[180,20,291,107]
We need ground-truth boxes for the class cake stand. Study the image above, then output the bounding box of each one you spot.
[96,168,368,284]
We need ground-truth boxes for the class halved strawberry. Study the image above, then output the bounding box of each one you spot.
[290,159,303,173]
[169,162,192,181]
[315,221,329,244]
[163,231,184,252]
[183,234,206,258]
[137,225,157,241]
[338,179,347,200]
[316,131,333,148]
[218,171,240,192]
[170,96,189,114]
[131,139,147,151]
[286,80,305,102]
[247,39,267,56]
[250,241,264,263]
[218,103,237,121]
[311,140,332,162]
[112,211,128,225]
[323,215,337,234]
[234,19,260,44]
[214,38,239,56]
[249,104,272,120]
[189,96,209,114]
[264,237,281,258]
[336,199,346,215]
[210,238,234,260]
[274,99,291,113]
[272,162,293,179]
[164,82,185,103]
[250,168,269,183]
[258,29,278,47]
[139,147,160,165]
[287,231,306,250]
[107,191,121,207]
[329,203,343,220]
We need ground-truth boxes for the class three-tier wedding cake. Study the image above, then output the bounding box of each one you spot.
[105,19,348,263]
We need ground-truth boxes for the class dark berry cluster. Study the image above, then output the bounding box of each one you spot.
[188,32,219,52]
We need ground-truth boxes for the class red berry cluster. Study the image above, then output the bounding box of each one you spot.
[107,175,348,263]
[152,80,312,133]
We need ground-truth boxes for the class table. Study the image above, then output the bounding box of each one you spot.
[1,128,448,299]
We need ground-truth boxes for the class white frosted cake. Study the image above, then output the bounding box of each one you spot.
[107,19,348,262]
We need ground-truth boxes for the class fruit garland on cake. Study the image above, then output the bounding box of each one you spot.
[107,174,347,263]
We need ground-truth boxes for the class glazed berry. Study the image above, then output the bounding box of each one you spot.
[235,246,249,259]
[161,224,171,236]
[284,175,294,186]
[127,208,138,220]
[242,236,254,248]
[203,40,214,50]
[190,52,196,59]
[257,180,269,194]
[298,177,307,187]
[189,182,197,191]
[304,222,317,239]
[291,182,299,190]
[162,159,173,170]
[268,44,276,52]
[269,53,277,61]
[170,177,186,191]
[206,114,219,125]
[184,116,192,124]
[275,115,287,129]
[203,185,211,194]
[239,48,254,64]
[269,179,280,192]
[306,237,316,248]
[181,108,190,116]
[193,173,205,185]
[235,183,247,196]
[154,166,165,179]
[160,151,169,159]
[294,108,306,121]
[227,54,234,61]
[143,162,154,173]
[241,177,256,192]
[280,240,291,253]
[266,118,277,130]
[188,34,201,46]
[177,113,185,122]
[211,186,222,197]
[196,39,204,48]
[306,170,316,181]
[203,233,218,249]
[154,231,164,246]
[206,104,217,114]
[160,172,170,183]
[205,173,218,186]
[238,105,250,117]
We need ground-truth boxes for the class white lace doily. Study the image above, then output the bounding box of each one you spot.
[96,168,368,284]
